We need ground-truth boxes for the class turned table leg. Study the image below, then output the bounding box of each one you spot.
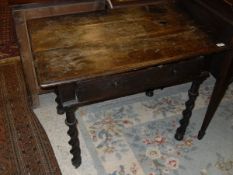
[55,83,81,168]
[145,89,154,97]
[55,89,65,115]
[175,78,206,141]
[65,106,81,168]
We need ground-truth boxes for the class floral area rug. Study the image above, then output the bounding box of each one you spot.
[34,78,233,175]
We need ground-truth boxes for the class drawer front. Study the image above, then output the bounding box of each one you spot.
[76,56,207,104]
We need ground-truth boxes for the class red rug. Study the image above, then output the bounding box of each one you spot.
[0,43,19,60]
[0,58,61,175]
[0,3,15,43]
[0,3,19,60]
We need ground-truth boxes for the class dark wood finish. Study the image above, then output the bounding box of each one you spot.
[106,0,167,9]
[74,57,208,106]
[53,57,210,167]
[145,90,154,97]
[198,45,233,140]
[177,0,233,43]
[55,89,65,115]
[178,0,233,139]
[56,84,81,168]
[12,0,105,107]
[65,106,81,168]
[175,77,208,140]
[17,1,105,20]
[198,0,233,21]
[26,2,229,167]
[27,3,225,88]
[13,11,40,106]
[13,0,233,168]
[9,0,77,5]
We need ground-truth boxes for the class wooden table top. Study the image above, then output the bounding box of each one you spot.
[27,2,226,87]
[107,0,164,9]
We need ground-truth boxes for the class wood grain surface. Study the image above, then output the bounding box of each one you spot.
[106,0,166,9]
[27,3,226,87]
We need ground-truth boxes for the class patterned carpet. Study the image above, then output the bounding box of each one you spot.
[34,78,233,175]
[0,3,18,60]
[0,43,19,60]
[0,58,61,175]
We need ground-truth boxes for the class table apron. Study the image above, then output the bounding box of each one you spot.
[75,56,209,105]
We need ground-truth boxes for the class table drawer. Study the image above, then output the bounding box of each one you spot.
[76,56,208,104]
